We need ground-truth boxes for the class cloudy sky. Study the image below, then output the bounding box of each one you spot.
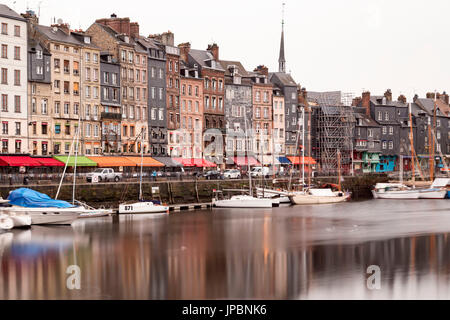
[7,0,450,101]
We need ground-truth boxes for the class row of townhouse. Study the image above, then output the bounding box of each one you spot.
[1,7,303,164]
[352,90,450,174]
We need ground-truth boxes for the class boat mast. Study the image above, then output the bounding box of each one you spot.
[288,118,302,192]
[139,128,144,201]
[337,149,342,192]
[72,117,81,205]
[400,154,404,186]
[408,103,416,188]
[308,105,312,188]
[259,129,265,198]
[301,106,305,189]
[244,113,252,196]
[56,125,77,200]
[431,93,437,182]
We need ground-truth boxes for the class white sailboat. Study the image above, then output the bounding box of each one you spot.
[289,108,351,205]
[119,129,169,214]
[213,114,279,208]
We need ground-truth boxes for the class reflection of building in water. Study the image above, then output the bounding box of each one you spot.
[2,217,450,299]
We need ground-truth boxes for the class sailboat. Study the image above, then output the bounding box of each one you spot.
[372,103,446,199]
[417,97,447,199]
[119,129,169,214]
[289,107,350,205]
[213,115,279,208]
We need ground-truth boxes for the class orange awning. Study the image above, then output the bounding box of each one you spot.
[287,156,317,165]
[125,157,164,167]
[87,157,136,167]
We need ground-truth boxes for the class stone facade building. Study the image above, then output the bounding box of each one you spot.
[219,60,252,162]
[272,87,285,156]
[0,5,28,154]
[87,16,149,154]
[27,38,52,156]
[100,52,121,153]
[179,62,204,159]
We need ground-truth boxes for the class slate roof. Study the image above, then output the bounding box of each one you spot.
[0,5,26,22]
[93,23,134,47]
[269,72,297,86]
[353,108,379,127]
[28,39,51,55]
[189,49,224,71]
[307,91,342,106]
[35,25,84,46]
[219,60,249,77]
[416,98,450,117]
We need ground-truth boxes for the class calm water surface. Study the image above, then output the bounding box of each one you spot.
[0,200,449,300]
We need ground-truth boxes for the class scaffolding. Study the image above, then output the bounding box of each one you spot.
[314,92,355,176]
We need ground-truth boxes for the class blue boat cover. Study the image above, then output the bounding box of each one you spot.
[7,188,75,208]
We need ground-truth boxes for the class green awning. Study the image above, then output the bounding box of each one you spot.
[53,156,97,167]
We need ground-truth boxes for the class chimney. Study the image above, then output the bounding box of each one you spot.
[397,95,407,104]
[254,65,269,77]
[160,31,174,46]
[362,91,371,117]
[413,94,419,102]
[426,92,435,100]
[178,42,191,62]
[207,43,219,61]
[52,23,70,35]
[384,89,392,102]
[21,10,39,25]
[441,91,449,105]
[96,16,131,36]
[352,97,362,107]
[301,88,307,100]
[130,22,139,38]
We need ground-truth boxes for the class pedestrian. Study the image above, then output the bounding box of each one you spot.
[152,170,157,181]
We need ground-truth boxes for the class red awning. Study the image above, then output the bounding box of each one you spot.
[173,158,217,168]
[193,159,217,168]
[232,157,261,166]
[287,156,317,165]
[33,157,65,167]
[0,156,42,167]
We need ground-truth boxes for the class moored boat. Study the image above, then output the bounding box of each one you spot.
[289,189,351,205]
[2,188,83,225]
[119,201,169,214]
[372,183,421,199]
[213,195,279,208]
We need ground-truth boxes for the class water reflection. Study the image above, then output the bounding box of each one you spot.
[0,200,450,300]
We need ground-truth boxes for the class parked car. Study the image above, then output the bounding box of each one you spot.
[250,167,270,178]
[223,169,241,179]
[203,170,224,180]
[86,168,123,183]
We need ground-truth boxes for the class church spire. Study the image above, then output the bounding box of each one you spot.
[278,3,286,73]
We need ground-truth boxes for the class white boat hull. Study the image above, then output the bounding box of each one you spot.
[119,202,169,214]
[0,214,14,230]
[289,193,350,205]
[256,189,291,204]
[9,214,32,228]
[0,207,83,225]
[372,190,421,199]
[418,189,448,199]
[79,209,113,219]
[213,196,279,208]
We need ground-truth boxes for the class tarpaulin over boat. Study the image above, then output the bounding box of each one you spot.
[7,188,75,208]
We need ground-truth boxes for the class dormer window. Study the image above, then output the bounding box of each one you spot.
[84,36,91,44]
[36,50,43,59]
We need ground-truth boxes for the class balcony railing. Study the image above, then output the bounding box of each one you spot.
[101,112,123,121]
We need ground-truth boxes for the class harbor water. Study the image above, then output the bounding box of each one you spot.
[0,199,449,299]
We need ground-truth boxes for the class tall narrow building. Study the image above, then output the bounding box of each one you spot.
[0,5,28,154]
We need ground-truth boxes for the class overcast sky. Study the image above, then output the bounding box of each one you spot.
[7,0,450,101]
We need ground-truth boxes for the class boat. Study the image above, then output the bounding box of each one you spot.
[0,214,14,230]
[289,188,351,205]
[1,188,82,225]
[118,128,169,215]
[213,115,279,209]
[372,183,421,199]
[119,201,169,214]
[0,198,32,228]
[256,187,291,204]
[418,178,450,199]
[213,194,279,208]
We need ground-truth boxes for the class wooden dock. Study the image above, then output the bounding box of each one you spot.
[169,203,213,212]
